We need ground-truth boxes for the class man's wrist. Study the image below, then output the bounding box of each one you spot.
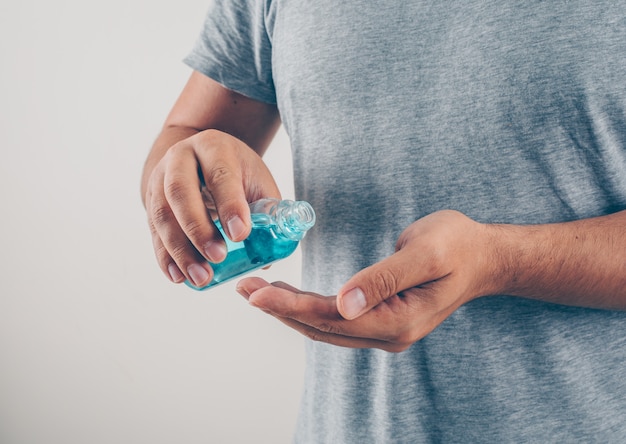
[481,222,542,299]
[480,211,626,310]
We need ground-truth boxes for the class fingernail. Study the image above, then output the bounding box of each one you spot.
[341,287,367,319]
[204,240,227,263]
[227,215,247,240]
[188,263,210,287]
[168,263,185,282]
[235,284,250,299]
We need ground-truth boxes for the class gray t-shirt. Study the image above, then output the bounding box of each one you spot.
[185,1,626,442]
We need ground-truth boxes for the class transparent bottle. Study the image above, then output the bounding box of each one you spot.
[186,198,316,290]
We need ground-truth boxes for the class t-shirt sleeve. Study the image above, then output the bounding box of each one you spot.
[183,0,276,104]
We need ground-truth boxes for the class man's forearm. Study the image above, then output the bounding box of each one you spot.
[490,209,626,310]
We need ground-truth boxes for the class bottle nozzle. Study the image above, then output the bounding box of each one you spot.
[277,200,316,240]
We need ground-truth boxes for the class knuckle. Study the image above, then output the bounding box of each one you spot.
[204,164,235,188]
[168,242,193,262]
[162,142,191,168]
[181,218,207,242]
[167,139,191,158]
[427,249,446,275]
[373,268,401,300]
[147,216,159,236]
[151,204,173,227]
[201,128,224,146]
[164,178,191,204]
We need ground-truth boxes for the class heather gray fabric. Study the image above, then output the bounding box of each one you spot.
[185,1,626,442]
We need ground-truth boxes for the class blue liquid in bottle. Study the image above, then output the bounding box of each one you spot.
[186,199,315,290]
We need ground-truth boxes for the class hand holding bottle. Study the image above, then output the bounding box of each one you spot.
[144,128,282,288]
[186,198,315,290]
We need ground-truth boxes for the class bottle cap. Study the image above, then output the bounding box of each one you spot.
[277,200,316,240]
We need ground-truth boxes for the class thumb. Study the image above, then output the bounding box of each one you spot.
[337,250,420,320]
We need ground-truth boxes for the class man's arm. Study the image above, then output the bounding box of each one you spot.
[142,71,281,287]
[237,209,626,352]
[332,209,626,321]
[141,71,280,204]
[491,209,626,309]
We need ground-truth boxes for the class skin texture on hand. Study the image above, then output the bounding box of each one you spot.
[236,209,626,352]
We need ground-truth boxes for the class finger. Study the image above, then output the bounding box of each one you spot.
[235,276,271,301]
[163,142,229,262]
[145,188,186,283]
[149,195,215,287]
[337,249,447,320]
[238,278,337,317]
[238,279,421,347]
[265,311,404,351]
[148,166,215,288]
[237,278,402,350]
[195,131,280,242]
[148,219,185,283]
[198,157,250,242]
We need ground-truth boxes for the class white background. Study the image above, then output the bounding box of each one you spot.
[0,1,305,443]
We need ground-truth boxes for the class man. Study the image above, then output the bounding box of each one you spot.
[142,1,626,441]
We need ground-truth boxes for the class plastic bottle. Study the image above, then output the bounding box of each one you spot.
[186,198,316,290]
